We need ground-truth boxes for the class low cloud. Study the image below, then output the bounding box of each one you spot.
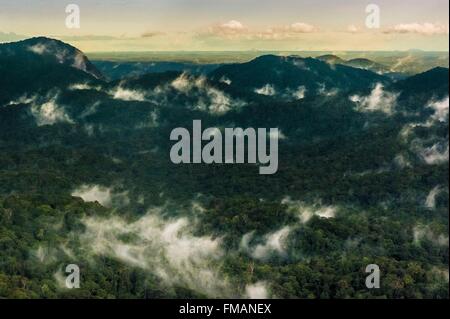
[30,94,74,126]
[384,23,449,35]
[170,73,245,114]
[419,142,449,165]
[79,212,232,297]
[72,184,129,207]
[428,96,449,123]
[111,86,146,102]
[72,185,113,206]
[282,197,337,223]
[425,186,442,209]
[241,227,291,260]
[414,225,449,247]
[255,84,276,96]
[245,282,269,299]
[268,130,287,141]
[317,83,339,97]
[350,83,398,115]
[291,86,306,100]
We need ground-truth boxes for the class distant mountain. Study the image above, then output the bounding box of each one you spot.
[0,37,103,104]
[317,55,390,74]
[93,60,222,81]
[345,58,389,73]
[391,67,449,107]
[210,55,389,96]
[316,54,346,65]
[8,37,103,79]
[393,67,449,93]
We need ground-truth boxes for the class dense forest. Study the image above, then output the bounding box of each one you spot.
[0,37,448,299]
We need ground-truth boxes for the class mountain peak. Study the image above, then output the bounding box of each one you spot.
[316,54,346,64]
[4,37,103,79]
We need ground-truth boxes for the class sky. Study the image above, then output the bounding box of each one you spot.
[0,0,448,52]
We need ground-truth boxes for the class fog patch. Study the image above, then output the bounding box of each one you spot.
[425,186,442,209]
[79,213,232,297]
[255,84,276,96]
[4,95,35,107]
[282,197,337,223]
[219,76,232,85]
[245,282,269,299]
[111,86,146,102]
[171,73,193,92]
[268,130,287,141]
[414,225,449,247]
[241,227,291,260]
[317,83,339,97]
[69,83,102,92]
[350,83,398,115]
[32,245,58,264]
[291,86,306,100]
[169,73,245,115]
[72,184,130,207]
[428,96,449,123]
[30,94,74,126]
[419,142,449,165]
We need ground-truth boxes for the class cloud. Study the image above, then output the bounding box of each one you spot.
[317,83,339,97]
[110,85,146,102]
[419,142,449,165]
[268,130,286,141]
[425,186,442,209]
[171,73,195,92]
[221,20,246,32]
[428,96,449,123]
[4,95,35,107]
[245,282,269,299]
[291,86,306,100]
[282,197,337,223]
[28,43,48,55]
[289,22,316,33]
[69,83,102,92]
[79,212,232,297]
[350,83,398,115]
[255,84,276,96]
[414,225,449,247]
[208,20,248,37]
[72,185,113,206]
[241,227,291,260]
[347,25,361,33]
[72,184,129,207]
[30,94,74,126]
[384,23,449,35]
[219,77,232,85]
[170,73,245,114]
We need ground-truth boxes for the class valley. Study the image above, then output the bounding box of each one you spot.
[0,37,448,299]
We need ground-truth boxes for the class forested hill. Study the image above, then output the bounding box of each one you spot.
[0,38,448,299]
